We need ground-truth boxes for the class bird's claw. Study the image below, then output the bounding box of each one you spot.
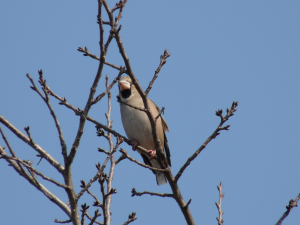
[147,149,156,160]
[131,141,138,151]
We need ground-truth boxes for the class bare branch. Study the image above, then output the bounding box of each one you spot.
[276,193,300,225]
[101,0,114,24]
[117,96,147,112]
[75,2,197,224]
[74,146,118,203]
[67,0,115,165]
[86,210,102,225]
[98,148,110,155]
[114,0,127,24]
[111,0,127,13]
[96,128,110,140]
[114,153,126,165]
[88,189,101,206]
[0,125,28,175]
[0,126,16,157]
[27,71,68,160]
[98,0,105,56]
[2,155,69,189]
[0,146,71,217]
[123,212,137,225]
[110,1,168,172]
[215,182,224,225]
[175,101,238,182]
[24,126,34,145]
[154,107,165,122]
[43,85,154,160]
[145,49,171,95]
[77,46,122,71]
[98,173,108,224]
[0,116,64,173]
[103,74,115,225]
[80,203,89,225]
[54,219,72,224]
[119,148,169,173]
[92,68,125,105]
[131,188,173,198]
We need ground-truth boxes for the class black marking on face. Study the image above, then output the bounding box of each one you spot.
[121,89,131,99]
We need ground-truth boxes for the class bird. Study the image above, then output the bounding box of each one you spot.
[118,76,171,185]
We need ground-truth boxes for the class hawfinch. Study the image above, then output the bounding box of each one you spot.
[118,76,171,185]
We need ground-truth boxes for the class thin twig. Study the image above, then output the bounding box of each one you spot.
[215,182,224,225]
[114,0,127,24]
[0,126,16,157]
[0,125,28,175]
[74,143,119,203]
[0,115,65,173]
[85,210,103,225]
[145,49,171,95]
[98,148,110,155]
[80,204,88,225]
[131,187,173,198]
[54,219,72,224]
[77,46,122,71]
[87,189,101,205]
[123,212,137,225]
[67,0,115,165]
[276,193,300,225]
[175,101,238,182]
[27,71,68,161]
[0,146,71,217]
[103,74,115,225]
[92,68,125,105]
[99,172,107,223]
[119,148,169,173]
[154,107,165,121]
[114,153,126,165]
[117,96,147,112]
[2,155,69,189]
[88,209,102,225]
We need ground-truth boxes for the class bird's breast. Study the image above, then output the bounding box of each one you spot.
[120,104,155,150]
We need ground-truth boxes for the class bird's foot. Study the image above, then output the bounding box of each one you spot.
[131,141,138,151]
[147,149,156,160]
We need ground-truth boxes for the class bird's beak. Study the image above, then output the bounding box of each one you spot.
[119,80,130,91]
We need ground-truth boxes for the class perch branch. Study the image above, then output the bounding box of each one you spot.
[119,148,169,173]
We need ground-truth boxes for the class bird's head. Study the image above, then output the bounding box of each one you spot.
[118,76,138,101]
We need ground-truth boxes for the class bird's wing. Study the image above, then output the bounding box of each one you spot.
[149,99,171,167]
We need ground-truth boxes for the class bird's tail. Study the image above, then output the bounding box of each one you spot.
[156,172,167,185]
[150,159,167,185]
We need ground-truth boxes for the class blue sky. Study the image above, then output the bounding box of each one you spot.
[1,1,300,224]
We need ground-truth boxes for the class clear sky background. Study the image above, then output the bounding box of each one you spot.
[1,1,300,224]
